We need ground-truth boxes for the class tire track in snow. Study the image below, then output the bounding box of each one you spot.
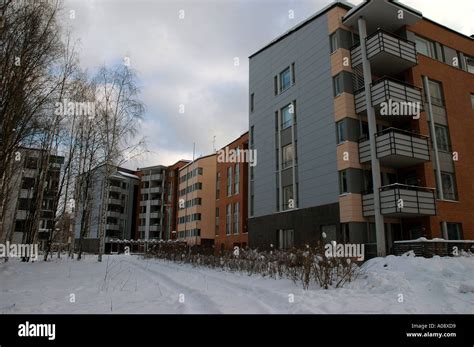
[127,257,223,314]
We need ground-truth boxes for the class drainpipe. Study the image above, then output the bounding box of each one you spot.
[423,76,446,240]
[358,17,386,256]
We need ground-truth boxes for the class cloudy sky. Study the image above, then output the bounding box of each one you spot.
[63,0,474,169]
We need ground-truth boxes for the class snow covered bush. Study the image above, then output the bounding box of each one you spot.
[145,240,360,290]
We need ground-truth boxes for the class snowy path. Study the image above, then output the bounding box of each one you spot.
[0,254,473,314]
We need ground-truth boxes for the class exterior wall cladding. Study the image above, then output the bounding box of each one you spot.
[248,5,341,249]
[248,1,474,252]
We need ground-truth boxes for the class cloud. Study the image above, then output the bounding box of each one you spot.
[63,0,473,170]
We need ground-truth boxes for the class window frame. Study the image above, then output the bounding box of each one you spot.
[279,67,292,93]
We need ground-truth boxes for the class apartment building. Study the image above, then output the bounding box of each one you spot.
[163,160,190,240]
[74,165,139,252]
[177,154,216,246]
[136,165,166,240]
[2,148,64,246]
[248,0,474,256]
[215,132,249,252]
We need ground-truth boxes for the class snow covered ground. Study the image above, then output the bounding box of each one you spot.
[0,254,473,314]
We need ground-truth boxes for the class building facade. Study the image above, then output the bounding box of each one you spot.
[74,165,139,252]
[163,160,190,240]
[177,154,216,246]
[2,147,64,246]
[136,165,166,240]
[248,0,474,255]
[215,132,249,252]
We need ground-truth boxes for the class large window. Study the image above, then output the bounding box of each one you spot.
[330,32,338,53]
[282,185,293,210]
[471,94,474,110]
[226,204,231,235]
[446,223,463,240]
[281,103,293,130]
[441,172,458,201]
[278,229,294,249]
[279,67,292,92]
[282,144,293,169]
[333,74,342,97]
[216,172,220,199]
[339,170,348,194]
[428,79,444,107]
[336,120,345,144]
[227,166,232,196]
[234,163,239,194]
[435,125,451,152]
[250,93,254,113]
[233,202,239,234]
[466,56,474,74]
[215,208,219,234]
[415,36,437,59]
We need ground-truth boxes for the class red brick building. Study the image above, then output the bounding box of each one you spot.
[215,132,249,252]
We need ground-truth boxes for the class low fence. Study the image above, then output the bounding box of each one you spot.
[393,239,474,257]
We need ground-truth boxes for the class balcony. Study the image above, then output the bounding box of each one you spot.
[351,30,417,76]
[149,187,162,194]
[359,128,430,168]
[362,184,436,218]
[354,77,423,116]
[107,211,122,218]
[108,198,122,206]
[106,224,120,231]
[143,174,163,181]
[150,212,162,219]
[149,225,161,232]
[109,185,122,193]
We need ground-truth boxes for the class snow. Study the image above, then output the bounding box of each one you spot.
[0,254,473,314]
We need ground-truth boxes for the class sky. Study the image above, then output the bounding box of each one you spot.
[63,0,474,170]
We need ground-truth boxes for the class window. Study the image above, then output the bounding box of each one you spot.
[336,120,345,144]
[250,195,254,217]
[278,229,294,249]
[250,93,254,112]
[250,126,254,148]
[466,56,474,74]
[415,36,437,59]
[281,103,293,130]
[234,164,239,194]
[333,74,342,96]
[226,204,231,235]
[282,185,293,210]
[279,67,292,92]
[428,80,444,107]
[471,94,474,109]
[446,223,463,240]
[435,125,451,152]
[234,202,239,234]
[227,166,232,196]
[216,172,220,199]
[274,76,278,96]
[291,63,295,84]
[330,32,338,53]
[282,144,293,169]
[215,208,220,230]
[441,172,458,201]
[339,170,348,194]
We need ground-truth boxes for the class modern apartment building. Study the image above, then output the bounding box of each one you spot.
[2,147,64,246]
[163,160,190,240]
[136,165,166,240]
[74,165,139,252]
[215,132,249,252]
[177,154,216,246]
[248,0,474,256]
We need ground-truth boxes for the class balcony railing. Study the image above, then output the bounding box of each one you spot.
[354,77,423,116]
[108,198,122,206]
[351,29,417,75]
[362,184,436,217]
[359,128,430,168]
